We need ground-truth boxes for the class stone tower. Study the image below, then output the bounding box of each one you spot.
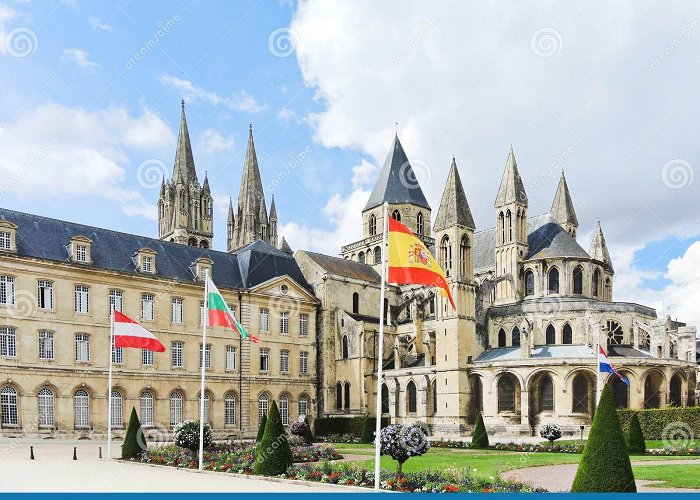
[494,147,528,303]
[227,126,277,253]
[550,171,578,238]
[589,221,614,300]
[158,101,213,248]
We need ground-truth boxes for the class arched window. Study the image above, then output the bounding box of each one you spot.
[539,375,554,412]
[111,390,123,428]
[1,386,18,426]
[669,375,682,407]
[562,323,573,344]
[573,266,583,295]
[352,292,359,314]
[431,379,437,415]
[511,327,520,347]
[279,394,289,425]
[592,269,600,297]
[497,328,506,348]
[258,393,269,421]
[572,374,589,413]
[548,267,560,294]
[224,392,236,425]
[374,246,381,264]
[188,237,197,247]
[74,389,90,429]
[391,209,401,222]
[440,235,452,276]
[546,324,556,345]
[407,381,417,413]
[460,235,470,278]
[498,211,505,244]
[524,269,535,297]
[611,376,629,409]
[644,373,661,409]
[201,392,211,424]
[358,251,365,264]
[169,391,183,427]
[369,215,377,236]
[38,388,54,428]
[416,212,424,235]
[381,384,390,414]
[404,295,411,321]
[344,382,350,411]
[341,335,349,359]
[140,390,154,427]
[604,278,612,300]
[506,210,512,242]
[497,374,518,413]
[335,383,342,411]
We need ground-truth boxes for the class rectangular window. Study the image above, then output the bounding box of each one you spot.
[299,351,309,375]
[226,346,237,371]
[0,327,17,357]
[260,308,269,332]
[299,314,308,337]
[0,232,10,250]
[171,297,183,324]
[200,301,206,326]
[76,244,87,262]
[172,341,184,368]
[142,349,154,366]
[142,256,153,273]
[75,334,90,362]
[109,290,123,313]
[280,311,289,335]
[111,337,123,364]
[260,348,269,372]
[39,330,54,360]
[199,343,211,369]
[74,285,89,313]
[280,350,289,373]
[0,275,15,305]
[141,293,154,321]
[37,280,53,309]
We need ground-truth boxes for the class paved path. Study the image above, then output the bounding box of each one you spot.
[501,460,700,493]
[0,440,364,492]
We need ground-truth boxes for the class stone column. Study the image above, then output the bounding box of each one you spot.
[520,389,530,427]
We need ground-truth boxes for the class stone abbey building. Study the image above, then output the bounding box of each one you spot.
[0,102,696,439]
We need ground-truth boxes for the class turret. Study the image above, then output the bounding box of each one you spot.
[589,221,614,300]
[550,171,578,238]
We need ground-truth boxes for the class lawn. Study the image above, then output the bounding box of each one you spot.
[633,464,700,489]
[544,439,700,449]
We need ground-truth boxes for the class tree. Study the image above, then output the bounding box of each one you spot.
[121,407,147,459]
[290,418,313,444]
[302,416,314,444]
[571,384,636,492]
[379,423,431,479]
[540,423,562,450]
[256,414,267,442]
[173,420,212,460]
[470,413,489,449]
[626,413,646,455]
[360,416,377,444]
[254,400,292,476]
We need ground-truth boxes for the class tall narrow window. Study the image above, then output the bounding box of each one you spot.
[335,383,342,410]
[572,374,589,413]
[298,395,309,418]
[0,231,10,250]
[260,308,269,332]
[171,297,183,324]
[497,374,517,413]
[74,389,90,429]
[141,293,154,321]
[75,333,90,362]
[592,269,600,297]
[0,275,14,305]
[539,375,554,412]
[226,346,237,371]
[416,212,424,235]
[111,390,123,427]
[170,391,183,427]
[0,327,17,357]
[374,246,381,264]
[280,350,290,373]
[545,324,556,345]
[280,311,289,335]
[573,266,583,295]
[39,330,54,360]
[344,382,351,411]
[381,384,390,414]
[562,323,573,344]
[524,270,535,297]
[440,236,452,276]
[258,394,269,421]
[352,293,359,314]
[341,335,349,359]
[225,393,236,425]
[199,343,211,369]
[432,379,438,415]
[37,280,53,309]
[172,341,184,368]
[38,388,55,428]
[109,289,123,313]
[142,256,153,273]
[548,268,560,294]
[260,348,269,371]
[0,386,18,425]
[497,328,506,348]
[74,285,89,313]
[460,235,469,278]
[506,210,512,242]
[75,244,87,262]
[200,301,206,326]
[140,391,154,427]
[299,351,309,375]
[279,395,289,425]
[369,214,377,236]
[299,314,309,336]
[511,327,520,347]
[200,392,211,423]
[498,212,505,244]
[407,381,417,413]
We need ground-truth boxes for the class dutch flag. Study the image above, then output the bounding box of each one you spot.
[599,346,629,385]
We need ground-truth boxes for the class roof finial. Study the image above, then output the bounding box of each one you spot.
[181,99,185,109]
[395,122,398,135]
[249,123,252,132]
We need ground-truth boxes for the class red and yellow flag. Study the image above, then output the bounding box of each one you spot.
[387,217,456,309]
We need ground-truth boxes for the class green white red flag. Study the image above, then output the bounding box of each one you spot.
[206,276,260,343]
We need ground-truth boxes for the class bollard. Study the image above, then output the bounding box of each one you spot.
[99,446,102,459]
[73,447,77,461]
[30,446,35,460]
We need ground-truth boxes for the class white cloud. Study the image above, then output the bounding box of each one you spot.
[62,48,99,71]
[159,75,264,113]
[0,4,17,55]
[197,129,233,155]
[351,159,377,189]
[88,17,112,32]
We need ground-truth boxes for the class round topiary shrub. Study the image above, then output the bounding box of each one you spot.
[540,423,562,450]
[254,401,292,476]
[379,422,431,478]
[173,420,212,459]
[122,407,147,459]
[626,412,646,455]
[470,413,489,449]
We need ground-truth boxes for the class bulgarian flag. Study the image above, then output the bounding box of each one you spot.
[206,276,260,343]
[113,311,165,352]
[388,217,456,309]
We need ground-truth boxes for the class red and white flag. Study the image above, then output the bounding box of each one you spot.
[113,311,165,352]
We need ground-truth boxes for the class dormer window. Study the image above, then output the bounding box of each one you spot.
[143,256,153,273]
[194,257,213,281]
[69,236,92,264]
[76,245,87,262]
[134,248,157,274]
[0,221,16,252]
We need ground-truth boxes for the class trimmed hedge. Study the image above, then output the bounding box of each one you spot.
[256,414,267,442]
[122,407,146,459]
[470,413,489,449]
[254,400,292,476]
[618,406,700,440]
[626,413,646,455]
[314,416,390,437]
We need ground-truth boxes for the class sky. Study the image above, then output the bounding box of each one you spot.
[0,0,699,326]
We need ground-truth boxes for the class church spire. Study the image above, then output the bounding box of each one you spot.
[172,100,197,183]
[495,146,527,207]
[227,197,234,222]
[434,158,475,231]
[589,221,614,273]
[202,171,210,194]
[550,171,578,235]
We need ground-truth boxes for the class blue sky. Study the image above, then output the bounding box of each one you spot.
[1,1,699,325]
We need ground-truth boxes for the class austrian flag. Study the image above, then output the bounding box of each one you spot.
[113,311,165,352]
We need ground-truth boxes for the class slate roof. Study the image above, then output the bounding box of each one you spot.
[473,213,590,271]
[434,158,475,231]
[475,345,593,362]
[494,147,527,207]
[364,135,431,211]
[550,172,578,226]
[0,208,309,291]
[172,101,198,183]
[302,251,381,283]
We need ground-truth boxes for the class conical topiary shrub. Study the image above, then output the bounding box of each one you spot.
[360,416,377,444]
[121,407,147,459]
[256,414,267,442]
[470,413,489,449]
[571,384,636,492]
[626,412,646,455]
[254,401,292,476]
[302,416,314,444]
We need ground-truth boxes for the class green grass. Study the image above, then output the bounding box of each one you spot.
[633,464,700,489]
[544,439,700,449]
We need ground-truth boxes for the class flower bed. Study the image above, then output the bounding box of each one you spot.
[430,439,584,454]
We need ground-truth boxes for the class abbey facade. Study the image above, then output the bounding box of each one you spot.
[0,102,696,439]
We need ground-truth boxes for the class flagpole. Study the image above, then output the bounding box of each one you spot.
[374,202,389,491]
[107,305,114,460]
[596,328,601,405]
[198,269,209,471]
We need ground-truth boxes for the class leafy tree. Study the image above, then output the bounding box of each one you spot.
[254,401,292,476]
[626,413,646,455]
[571,384,636,492]
[540,423,562,450]
[379,423,431,478]
[256,414,267,442]
[173,420,212,460]
[470,413,489,449]
[121,407,147,459]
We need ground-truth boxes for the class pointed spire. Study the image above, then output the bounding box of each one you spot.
[202,171,210,194]
[495,146,527,207]
[279,236,293,255]
[227,197,234,222]
[434,158,475,231]
[364,134,430,211]
[269,194,277,220]
[160,176,166,196]
[172,100,198,183]
[589,221,614,273]
[550,171,578,227]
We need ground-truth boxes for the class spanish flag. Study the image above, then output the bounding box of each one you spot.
[387,217,456,309]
